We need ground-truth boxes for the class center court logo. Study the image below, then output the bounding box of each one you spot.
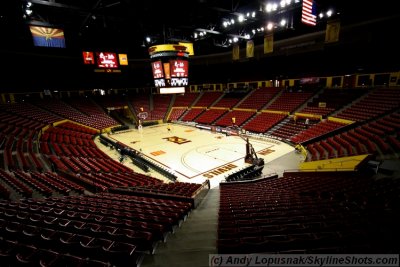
[163,136,191,144]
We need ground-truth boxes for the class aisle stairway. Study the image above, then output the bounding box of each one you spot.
[141,188,219,267]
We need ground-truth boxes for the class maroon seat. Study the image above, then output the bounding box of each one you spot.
[102,241,139,265]
[15,244,39,266]
[80,237,114,261]
[0,239,17,266]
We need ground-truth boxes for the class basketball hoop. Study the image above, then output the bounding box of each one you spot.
[137,111,148,132]
[137,111,148,121]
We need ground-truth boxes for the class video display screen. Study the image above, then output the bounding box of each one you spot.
[151,61,164,79]
[96,52,118,68]
[159,87,185,94]
[154,79,166,87]
[170,60,188,77]
[82,51,95,64]
[163,63,171,79]
[171,78,188,86]
[118,54,128,65]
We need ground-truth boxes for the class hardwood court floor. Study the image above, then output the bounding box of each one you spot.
[105,123,299,187]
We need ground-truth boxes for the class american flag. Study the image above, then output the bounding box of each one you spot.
[301,0,317,26]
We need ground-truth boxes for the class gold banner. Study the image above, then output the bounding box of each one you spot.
[246,40,254,58]
[232,44,239,60]
[264,34,273,54]
[325,20,340,43]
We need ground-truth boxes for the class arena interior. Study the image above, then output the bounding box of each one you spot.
[1,1,400,267]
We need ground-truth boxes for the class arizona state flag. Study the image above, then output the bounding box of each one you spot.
[264,34,273,54]
[246,40,254,58]
[232,44,240,60]
[325,19,340,43]
[29,26,66,48]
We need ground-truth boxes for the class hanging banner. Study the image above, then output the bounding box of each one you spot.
[325,19,340,43]
[232,44,240,60]
[246,40,254,58]
[264,34,273,54]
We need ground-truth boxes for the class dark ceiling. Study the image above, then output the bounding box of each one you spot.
[2,0,399,59]
[0,0,399,91]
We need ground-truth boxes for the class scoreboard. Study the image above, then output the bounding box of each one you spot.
[82,51,128,73]
[148,44,190,94]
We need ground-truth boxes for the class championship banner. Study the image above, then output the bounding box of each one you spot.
[264,34,273,54]
[325,19,340,43]
[232,44,240,60]
[246,40,254,58]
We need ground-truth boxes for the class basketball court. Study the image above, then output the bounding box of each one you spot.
[104,123,299,187]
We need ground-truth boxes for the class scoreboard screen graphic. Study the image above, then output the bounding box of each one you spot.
[151,61,164,79]
[118,54,128,65]
[96,52,118,68]
[170,60,188,77]
[82,51,95,65]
